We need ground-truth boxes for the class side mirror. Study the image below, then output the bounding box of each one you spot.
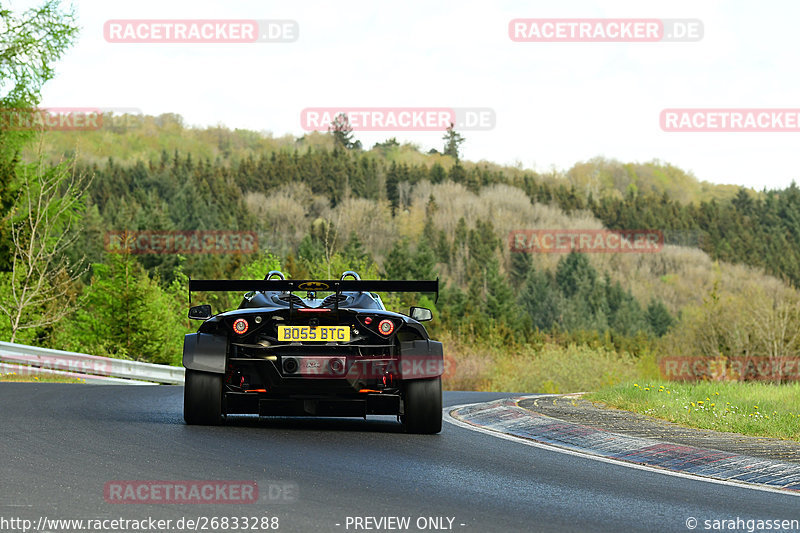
[188,304,212,320]
[409,306,433,322]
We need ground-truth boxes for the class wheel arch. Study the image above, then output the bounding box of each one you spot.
[183,332,228,374]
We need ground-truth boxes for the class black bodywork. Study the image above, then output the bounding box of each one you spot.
[183,275,443,423]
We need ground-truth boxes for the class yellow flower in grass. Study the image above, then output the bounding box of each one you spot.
[697,401,704,405]
[644,388,650,391]
[754,406,758,410]
[710,403,715,408]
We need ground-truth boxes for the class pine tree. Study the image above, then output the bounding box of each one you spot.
[411,238,437,280]
[520,270,561,331]
[383,238,413,280]
[646,298,675,337]
[555,252,596,298]
[328,113,361,150]
[56,252,188,364]
[430,163,446,184]
[509,252,532,288]
[442,123,465,160]
[448,162,466,184]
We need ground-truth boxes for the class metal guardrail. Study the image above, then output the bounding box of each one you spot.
[0,341,185,384]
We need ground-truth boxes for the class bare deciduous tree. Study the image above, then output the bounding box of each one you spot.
[320,209,342,279]
[750,286,800,384]
[0,139,90,342]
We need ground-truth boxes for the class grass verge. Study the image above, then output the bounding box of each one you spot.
[441,332,659,393]
[587,380,800,441]
[0,372,86,383]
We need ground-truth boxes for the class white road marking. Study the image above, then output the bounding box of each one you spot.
[443,399,800,498]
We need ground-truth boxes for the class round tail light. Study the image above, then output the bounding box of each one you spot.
[378,319,395,335]
[232,318,249,334]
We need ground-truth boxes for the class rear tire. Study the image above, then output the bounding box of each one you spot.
[184,370,223,425]
[401,377,442,434]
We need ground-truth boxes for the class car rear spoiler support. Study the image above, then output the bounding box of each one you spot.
[189,278,439,304]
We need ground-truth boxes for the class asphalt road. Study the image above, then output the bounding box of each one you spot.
[1,384,798,533]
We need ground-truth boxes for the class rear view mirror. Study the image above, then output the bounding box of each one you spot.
[188,304,212,320]
[409,306,433,322]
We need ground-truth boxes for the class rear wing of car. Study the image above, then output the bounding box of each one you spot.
[189,278,439,304]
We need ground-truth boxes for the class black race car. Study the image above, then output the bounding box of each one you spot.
[182,271,444,433]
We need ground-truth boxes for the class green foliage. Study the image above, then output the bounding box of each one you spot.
[646,298,675,336]
[239,251,283,279]
[430,162,446,184]
[0,0,80,270]
[442,124,465,160]
[0,0,79,106]
[382,237,437,281]
[509,252,532,288]
[328,113,361,151]
[382,238,410,279]
[53,253,191,364]
[488,344,640,394]
[588,381,800,440]
[556,252,596,298]
[15,112,800,380]
[342,232,372,266]
[7,6,780,382]
[520,269,561,331]
[515,253,657,341]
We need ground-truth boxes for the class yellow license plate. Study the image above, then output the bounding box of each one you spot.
[278,326,350,342]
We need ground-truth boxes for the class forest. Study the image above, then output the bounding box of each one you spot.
[2,110,800,391]
[3,3,800,391]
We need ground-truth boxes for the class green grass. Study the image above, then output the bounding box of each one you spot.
[0,372,86,383]
[587,380,800,441]
[487,344,643,394]
[441,331,660,393]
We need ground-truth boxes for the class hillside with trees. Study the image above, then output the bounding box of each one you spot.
[3,0,800,392]
[2,112,800,391]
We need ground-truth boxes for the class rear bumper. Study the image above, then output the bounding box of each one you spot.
[229,349,444,395]
[225,392,402,417]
